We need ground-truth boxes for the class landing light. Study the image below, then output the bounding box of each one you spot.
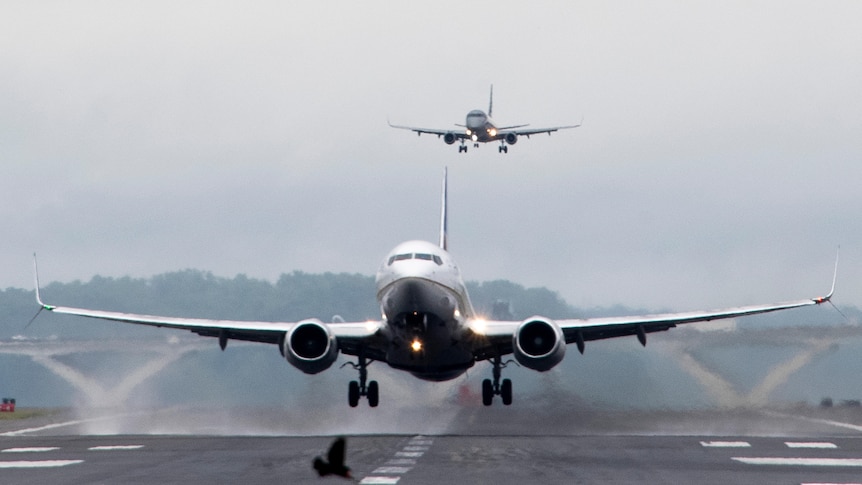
[466,129,472,136]
[488,128,497,136]
[470,319,487,335]
[471,134,478,142]
[411,339,423,352]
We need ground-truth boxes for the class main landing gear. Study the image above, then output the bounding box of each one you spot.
[498,144,508,153]
[342,351,378,407]
[458,143,468,153]
[482,354,514,406]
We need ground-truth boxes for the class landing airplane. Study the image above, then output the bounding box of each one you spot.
[34,169,836,407]
[389,86,581,153]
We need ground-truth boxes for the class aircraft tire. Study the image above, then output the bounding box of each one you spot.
[482,379,493,406]
[348,381,360,408]
[501,379,513,406]
[368,380,379,407]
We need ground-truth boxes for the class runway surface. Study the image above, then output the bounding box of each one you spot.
[3,404,862,484]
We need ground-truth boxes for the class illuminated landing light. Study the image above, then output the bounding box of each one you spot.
[465,129,472,136]
[471,134,478,142]
[488,128,497,136]
[411,339,423,352]
[470,319,487,335]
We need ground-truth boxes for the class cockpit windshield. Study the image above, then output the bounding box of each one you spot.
[388,253,443,266]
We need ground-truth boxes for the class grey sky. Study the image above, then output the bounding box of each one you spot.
[2,1,860,312]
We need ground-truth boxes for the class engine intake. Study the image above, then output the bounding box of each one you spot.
[284,319,338,374]
[504,133,518,145]
[513,317,565,371]
[443,132,457,145]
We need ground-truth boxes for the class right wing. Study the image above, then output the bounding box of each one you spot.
[388,120,466,139]
[33,264,385,357]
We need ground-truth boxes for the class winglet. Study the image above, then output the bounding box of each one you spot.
[814,247,839,304]
[33,254,54,310]
[439,166,448,250]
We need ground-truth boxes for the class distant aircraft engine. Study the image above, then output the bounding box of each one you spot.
[504,133,518,145]
[284,319,338,374]
[443,132,457,145]
[513,317,565,371]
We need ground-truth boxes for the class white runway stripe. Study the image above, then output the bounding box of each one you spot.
[88,445,144,451]
[785,442,838,449]
[359,477,400,484]
[0,460,83,468]
[372,466,411,474]
[733,457,862,466]
[700,441,751,448]
[2,447,60,453]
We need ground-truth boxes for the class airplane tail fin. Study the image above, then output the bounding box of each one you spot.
[439,167,448,250]
[488,85,494,118]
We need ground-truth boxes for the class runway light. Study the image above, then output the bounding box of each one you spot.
[411,339,423,352]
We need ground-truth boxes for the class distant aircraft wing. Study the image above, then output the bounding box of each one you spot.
[469,285,834,358]
[499,122,582,137]
[34,282,384,356]
[387,121,466,139]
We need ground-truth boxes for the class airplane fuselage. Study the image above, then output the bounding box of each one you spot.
[464,109,499,143]
[375,240,477,381]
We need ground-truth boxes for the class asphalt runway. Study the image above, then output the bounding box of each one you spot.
[3,405,862,484]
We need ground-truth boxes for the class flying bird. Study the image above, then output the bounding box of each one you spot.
[313,437,353,480]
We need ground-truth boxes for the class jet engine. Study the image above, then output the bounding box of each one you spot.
[504,133,518,145]
[283,319,339,374]
[443,132,457,145]
[513,317,565,371]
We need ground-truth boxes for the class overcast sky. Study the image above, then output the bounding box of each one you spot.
[2,1,860,313]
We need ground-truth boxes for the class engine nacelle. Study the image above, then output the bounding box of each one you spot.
[513,317,566,371]
[504,133,518,145]
[283,319,338,374]
[443,132,457,145]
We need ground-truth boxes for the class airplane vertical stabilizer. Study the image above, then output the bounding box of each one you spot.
[439,166,448,250]
[488,85,494,118]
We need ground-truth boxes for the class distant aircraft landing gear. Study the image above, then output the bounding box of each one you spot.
[498,144,508,153]
[482,354,514,406]
[342,351,378,407]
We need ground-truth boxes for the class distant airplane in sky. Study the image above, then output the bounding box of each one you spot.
[389,86,581,153]
[34,169,836,407]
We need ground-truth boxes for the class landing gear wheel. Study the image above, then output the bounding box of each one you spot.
[482,379,493,406]
[499,145,508,153]
[348,380,360,408]
[368,380,379,407]
[458,145,467,153]
[501,379,513,405]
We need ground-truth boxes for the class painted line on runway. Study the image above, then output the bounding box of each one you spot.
[764,410,862,433]
[0,460,83,468]
[359,478,400,485]
[785,441,838,449]
[700,441,751,448]
[2,447,60,453]
[361,435,433,485]
[88,445,144,451]
[801,482,862,485]
[733,457,862,466]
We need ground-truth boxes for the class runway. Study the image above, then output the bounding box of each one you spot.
[3,405,862,484]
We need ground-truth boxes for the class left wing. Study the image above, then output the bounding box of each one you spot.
[499,122,582,138]
[470,281,835,358]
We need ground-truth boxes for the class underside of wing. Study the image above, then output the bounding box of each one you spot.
[388,121,464,138]
[502,123,582,137]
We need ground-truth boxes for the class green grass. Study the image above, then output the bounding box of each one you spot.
[0,408,59,420]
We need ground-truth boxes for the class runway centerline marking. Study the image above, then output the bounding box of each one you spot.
[359,477,400,484]
[372,466,411,474]
[88,445,144,451]
[785,442,838,449]
[2,447,60,453]
[733,457,862,466]
[0,460,83,468]
[700,441,751,448]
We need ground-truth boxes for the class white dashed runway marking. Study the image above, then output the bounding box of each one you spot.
[2,447,60,453]
[360,435,434,485]
[0,460,83,468]
[733,457,862,467]
[785,441,838,449]
[88,445,145,451]
[700,441,751,448]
